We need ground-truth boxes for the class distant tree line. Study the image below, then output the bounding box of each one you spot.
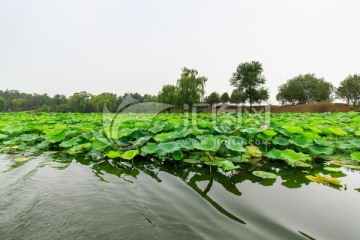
[0,62,359,112]
[0,90,156,113]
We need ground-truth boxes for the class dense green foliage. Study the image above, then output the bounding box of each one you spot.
[337,74,360,106]
[1,112,359,185]
[0,97,6,111]
[205,92,220,106]
[230,61,269,107]
[220,92,230,103]
[176,67,207,109]
[276,74,334,105]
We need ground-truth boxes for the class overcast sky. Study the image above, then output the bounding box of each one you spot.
[0,0,359,104]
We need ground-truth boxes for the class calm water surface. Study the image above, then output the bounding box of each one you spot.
[1,153,359,240]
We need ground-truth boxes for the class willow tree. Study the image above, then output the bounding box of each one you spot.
[176,67,207,110]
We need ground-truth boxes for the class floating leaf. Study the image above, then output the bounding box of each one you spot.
[323,167,341,172]
[252,171,277,179]
[14,157,30,163]
[306,174,342,186]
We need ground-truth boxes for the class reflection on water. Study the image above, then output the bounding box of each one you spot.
[1,152,360,240]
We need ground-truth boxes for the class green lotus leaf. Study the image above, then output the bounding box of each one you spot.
[153,132,175,142]
[283,126,304,134]
[173,127,191,138]
[262,129,277,137]
[314,139,334,147]
[140,142,158,154]
[183,158,201,164]
[293,161,311,167]
[49,133,67,143]
[60,137,81,148]
[327,128,348,136]
[156,142,181,155]
[36,140,51,149]
[308,127,322,134]
[91,138,110,151]
[289,136,313,148]
[106,151,122,159]
[245,145,262,158]
[14,157,30,163]
[0,133,8,140]
[117,128,137,138]
[19,134,39,142]
[225,140,246,153]
[267,148,282,159]
[257,132,273,141]
[242,127,261,135]
[252,171,277,179]
[337,141,352,150]
[67,143,91,155]
[176,138,199,150]
[193,138,221,152]
[271,136,289,146]
[301,132,321,139]
[323,167,341,172]
[351,152,360,161]
[308,146,334,155]
[148,125,164,134]
[121,149,139,160]
[216,160,239,171]
[172,150,184,160]
[349,139,360,149]
[281,149,311,166]
[132,136,152,146]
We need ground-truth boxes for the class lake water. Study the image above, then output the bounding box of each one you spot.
[1,153,359,240]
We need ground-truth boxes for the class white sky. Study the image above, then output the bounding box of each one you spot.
[0,0,359,104]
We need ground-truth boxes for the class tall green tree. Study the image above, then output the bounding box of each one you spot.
[220,92,230,103]
[68,92,94,113]
[0,97,6,111]
[276,74,333,105]
[230,89,246,104]
[176,67,207,109]
[157,84,178,105]
[205,92,220,106]
[92,92,117,112]
[230,61,268,107]
[337,74,360,105]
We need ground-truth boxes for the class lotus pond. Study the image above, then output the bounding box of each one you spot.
[0,112,360,239]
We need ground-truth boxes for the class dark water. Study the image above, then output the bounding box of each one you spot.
[1,153,360,240]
